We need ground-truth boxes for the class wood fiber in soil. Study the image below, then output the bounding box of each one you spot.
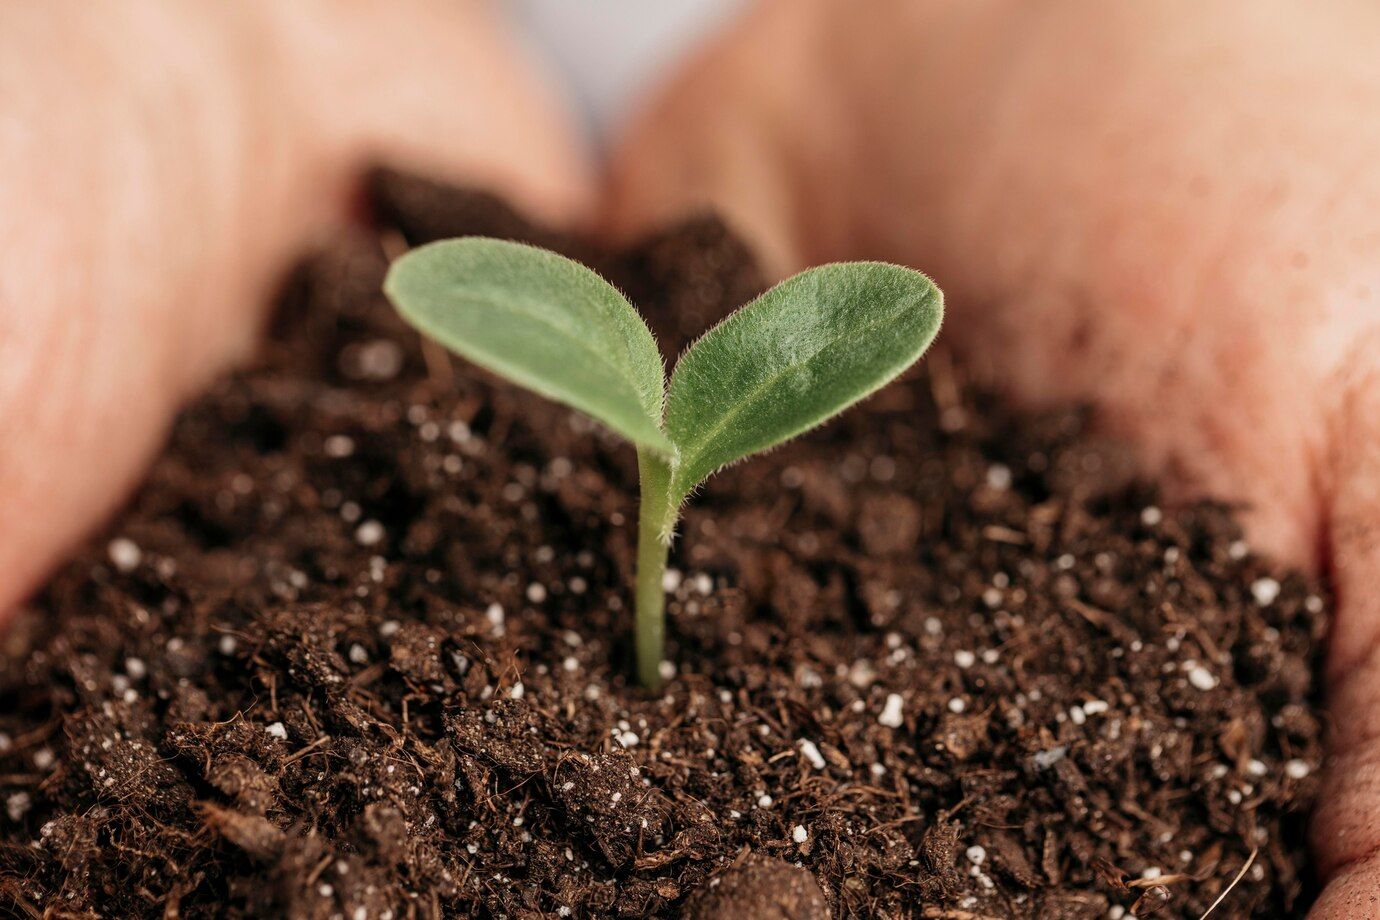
[0,172,1327,918]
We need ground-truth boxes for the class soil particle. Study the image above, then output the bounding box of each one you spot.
[0,170,1326,917]
[679,851,831,920]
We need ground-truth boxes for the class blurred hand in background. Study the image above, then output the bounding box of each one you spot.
[605,2,1380,915]
[0,0,590,615]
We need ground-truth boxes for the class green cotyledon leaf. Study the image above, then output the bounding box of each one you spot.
[384,237,674,455]
[665,261,942,501]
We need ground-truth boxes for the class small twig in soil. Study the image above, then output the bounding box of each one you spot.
[982,524,1027,545]
[1,892,41,919]
[864,814,927,835]
[421,338,454,392]
[1067,599,1113,629]
[304,853,333,888]
[347,661,387,688]
[1198,847,1258,920]
[921,907,1006,920]
[282,734,331,764]
[1127,872,1190,888]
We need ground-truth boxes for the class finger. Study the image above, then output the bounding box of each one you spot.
[1309,351,1380,917]
[0,1,589,617]
[1309,855,1380,919]
[270,0,593,225]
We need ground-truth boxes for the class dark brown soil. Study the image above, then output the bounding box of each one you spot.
[0,171,1327,918]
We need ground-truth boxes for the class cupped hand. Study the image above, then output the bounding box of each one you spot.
[0,0,590,616]
[606,2,1380,914]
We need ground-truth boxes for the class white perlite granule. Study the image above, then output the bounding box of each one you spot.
[1251,577,1281,606]
[798,739,827,770]
[878,693,905,728]
[1284,759,1311,780]
[107,538,142,572]
[1185,662,1218,691]
[354,520,384,546]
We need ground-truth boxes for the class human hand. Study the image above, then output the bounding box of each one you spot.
[0,0,589,615]
[605,2,1380,914]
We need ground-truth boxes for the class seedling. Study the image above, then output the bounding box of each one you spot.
[384,238,943,688]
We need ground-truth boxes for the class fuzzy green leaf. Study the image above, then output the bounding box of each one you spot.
[384,238,673,455]
[665,262,942,500]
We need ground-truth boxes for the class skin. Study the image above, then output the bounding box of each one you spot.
[605,2,1380,915]
[0,0,590,620]
[3,0,1379,914]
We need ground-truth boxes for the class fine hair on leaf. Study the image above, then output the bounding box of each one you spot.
[665,261,942,513]
[384,238,673,455]
[385,236,943,687]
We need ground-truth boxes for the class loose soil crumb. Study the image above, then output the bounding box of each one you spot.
[680,851,829,920]
[0,171,1326,918]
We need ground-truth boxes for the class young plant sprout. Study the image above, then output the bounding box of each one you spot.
[384,238,943,688]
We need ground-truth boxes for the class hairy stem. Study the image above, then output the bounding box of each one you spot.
[635,448,676,689]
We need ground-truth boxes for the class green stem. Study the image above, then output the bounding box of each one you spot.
[635,448,676,689]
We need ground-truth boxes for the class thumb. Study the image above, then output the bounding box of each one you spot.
[603,0,830,277]
[1308,353,1380,917]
